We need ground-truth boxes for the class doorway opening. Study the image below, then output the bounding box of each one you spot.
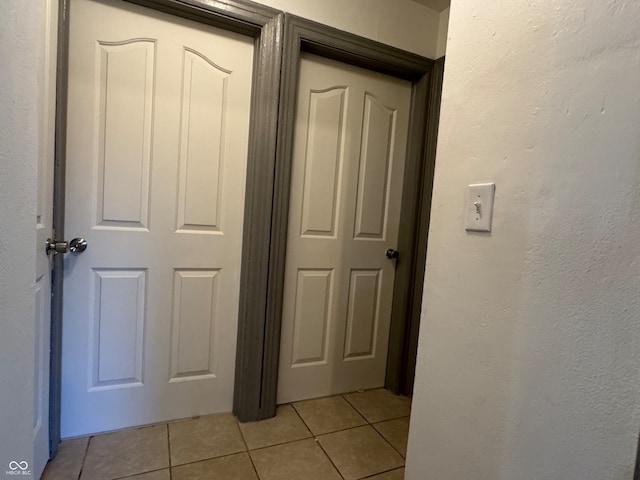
[233,14,445,421]
[50,0,282,453]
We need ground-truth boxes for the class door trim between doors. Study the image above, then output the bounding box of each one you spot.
[50,0,69,459]
[402,56,445,394]
[234,13,443,421]
[50,0,283,456]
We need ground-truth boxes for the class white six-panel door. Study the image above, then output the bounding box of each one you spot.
[62,0,253,437]
[277,54,412,403]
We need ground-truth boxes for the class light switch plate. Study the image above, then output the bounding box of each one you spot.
[466,183,495,232]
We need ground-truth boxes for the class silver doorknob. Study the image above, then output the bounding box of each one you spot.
[385,248,399,260]
[46,237,88,255]
[69,238,88,253]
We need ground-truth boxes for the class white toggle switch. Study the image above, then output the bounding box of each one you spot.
[466,183,495,232]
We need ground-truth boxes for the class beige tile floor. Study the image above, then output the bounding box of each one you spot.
[42,388,410,480]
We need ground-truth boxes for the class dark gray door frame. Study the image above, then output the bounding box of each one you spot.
[401,56,445,395]
[235,13,444,422]
[50,0,283,457]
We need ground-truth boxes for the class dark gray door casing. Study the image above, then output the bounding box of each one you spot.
[235,13,444,422]
[402,56,445,395]
[51,0,283,457]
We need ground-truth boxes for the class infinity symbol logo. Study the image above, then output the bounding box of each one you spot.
[8,461,28,471]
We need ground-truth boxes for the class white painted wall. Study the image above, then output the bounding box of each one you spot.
[255,0,442,58]
[406,1,640,479]
[435,6,449,58]
[0,0,46,475]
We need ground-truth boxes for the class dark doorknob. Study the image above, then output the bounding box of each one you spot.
[385,248,399,260]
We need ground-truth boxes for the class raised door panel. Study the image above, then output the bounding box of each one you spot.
[33,283,46,431]
[170,269,219,380]
[97,40,155,229]
[300,88,347,238]
[176,48,230,233]
[290,269,334,366]
[343,269,383,360]
[91,269,146,389]
[354,94,397,240]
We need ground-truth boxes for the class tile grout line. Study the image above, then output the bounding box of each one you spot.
[166,423,172,480]
[290,396,367,436]
[370,422,407,464]
[369,413,413,424]
[76,435,92,480]
[284,402,314,439]
[244,401,346,478]
[314,435,347,480]
[243,420,374,454]
[335,392,410,477]
[340,395,368,425]
[316,423,373,440]
[235,416,261,480]
[169,450,252,470]
[242,436,312,453]
[342,391,413,425]
[314,423,406,478]
[291,393,409,439]
[287,404,339,478]
[233,404,315,453]
[341,393,370,422]
[288,402,317,438]
[359,466,405,479]
[113,466,171,480]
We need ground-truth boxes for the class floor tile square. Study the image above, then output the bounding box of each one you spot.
[250,438,341,480]
[343,389,411,423]
[171,452,258,480]
[373,416,410,457]
[169,413,246,466]
[80,424,169,480]
[293,395,367,435]
[368,467,405,479]
[239,404,311,450]
[317,425,404,480]
[42,436,89,480]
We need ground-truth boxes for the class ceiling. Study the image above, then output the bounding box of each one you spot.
[411,0,450,13]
